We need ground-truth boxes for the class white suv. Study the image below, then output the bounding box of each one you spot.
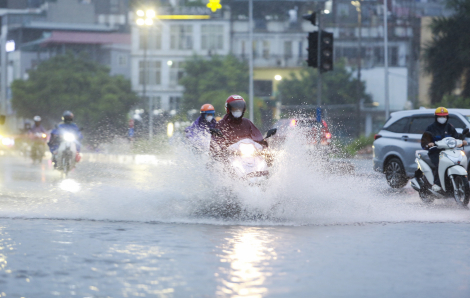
[373,109,470,188]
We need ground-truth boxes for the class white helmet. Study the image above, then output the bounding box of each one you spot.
[33,116,41,122]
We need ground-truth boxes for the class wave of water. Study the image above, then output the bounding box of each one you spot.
[0,129,469,226]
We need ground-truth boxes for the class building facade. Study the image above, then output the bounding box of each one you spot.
[130,9,230,113]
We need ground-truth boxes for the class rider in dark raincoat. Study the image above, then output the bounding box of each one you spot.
[210,95,267,159]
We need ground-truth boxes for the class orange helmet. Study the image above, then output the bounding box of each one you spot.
[435,107,449,116]
[200,104,215,113]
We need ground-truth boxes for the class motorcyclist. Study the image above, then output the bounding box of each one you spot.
[210,95,267,158]
[48,111,83,167]
[28,116,47,135]
[185,104,217,151]
[28,116,47,162]
[422,107,468,191]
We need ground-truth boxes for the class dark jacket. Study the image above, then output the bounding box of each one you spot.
[210,113,266,155]
[423,121,462,152]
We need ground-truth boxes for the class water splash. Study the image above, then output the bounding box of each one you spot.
[0,129,468,226]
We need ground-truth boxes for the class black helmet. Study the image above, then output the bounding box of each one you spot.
[62,111,74,123]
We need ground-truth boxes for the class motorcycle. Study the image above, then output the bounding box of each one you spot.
[211,128,277,185]
[226,139,271,184]
[410,131,469,207]
[55,132,78,177]
[30,132,47,163]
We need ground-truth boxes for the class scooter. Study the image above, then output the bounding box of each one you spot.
[211,128,276,185]
[30,132,47,163]
[226,138,270,184]
[411,134,469,207]
[55,132,78,177]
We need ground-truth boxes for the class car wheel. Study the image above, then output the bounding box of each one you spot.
[385,157,408,188]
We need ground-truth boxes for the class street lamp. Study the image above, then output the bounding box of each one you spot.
[136,9,156,139]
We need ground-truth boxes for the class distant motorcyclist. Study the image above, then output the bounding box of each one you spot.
[28,116,47,135]
[210,95,269,158]
[28,116,47,162]
[422,107,467,191]
[48,111,83,167]
[185,104,217,151]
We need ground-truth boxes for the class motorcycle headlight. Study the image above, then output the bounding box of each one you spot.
[239,143,256,157]
[446,138,457,149]
[63,133,76,142]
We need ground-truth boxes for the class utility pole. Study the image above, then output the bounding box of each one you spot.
[317,8,322,107]
[384,0,390,119]
[1,15,8,115]
[248,0,254,122]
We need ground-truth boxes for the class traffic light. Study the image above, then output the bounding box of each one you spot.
[307,32,318,67]
[320,31,334,72]
[302,13,316,25]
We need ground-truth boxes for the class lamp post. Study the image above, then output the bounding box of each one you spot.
[136,9,156,139]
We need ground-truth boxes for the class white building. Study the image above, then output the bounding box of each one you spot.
[130,10,231,113]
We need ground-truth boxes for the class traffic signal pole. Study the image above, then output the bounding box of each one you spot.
[317,9,322,107]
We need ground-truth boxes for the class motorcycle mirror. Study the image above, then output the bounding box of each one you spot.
[265,128,277,138]
[0,115,5,125]
[421,131,433,148]
[463,128,469,138]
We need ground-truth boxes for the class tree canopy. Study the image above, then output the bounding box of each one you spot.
[11,53,138,144]
[423,0,470,103]
[277,61,371,107]
[179,55,265,125]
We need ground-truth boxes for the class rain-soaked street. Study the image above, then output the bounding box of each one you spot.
[0,152,469,298]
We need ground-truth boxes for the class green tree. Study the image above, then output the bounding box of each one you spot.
[277,61,371,106]
[11,53,139,145]
[180,55,265,125]
[423,0,470,104]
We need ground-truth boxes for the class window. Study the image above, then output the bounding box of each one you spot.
[151,96,161,110]
[241,41,246,58]
[169,62,185,87]
[298,40,303,58]
[170,25,193,50]
[139,61,161,85]
[449,115,466,129]
[262,41,270,59]
[201,25,224,50]
[409,116,434,134]
[169,96,181,110]
[252,41,258,58]
[284,41,292,59]
[254,80,273,97]
[390,47,398,66]
[337,3,350,16]
[118,54,127,66]
[139,26,162,50]
[384,117,409,133]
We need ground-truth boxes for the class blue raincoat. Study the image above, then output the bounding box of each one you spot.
[185,116,217,151]
[48,123,83,153]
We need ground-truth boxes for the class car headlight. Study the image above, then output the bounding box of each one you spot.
[239,143,256,157]
[63,133,76,142]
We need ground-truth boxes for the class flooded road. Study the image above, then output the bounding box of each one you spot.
[0,154,469,297]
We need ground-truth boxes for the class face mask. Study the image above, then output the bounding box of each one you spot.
[232,111,243,118]
[205,115,213,122]
[437,117,447,124]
